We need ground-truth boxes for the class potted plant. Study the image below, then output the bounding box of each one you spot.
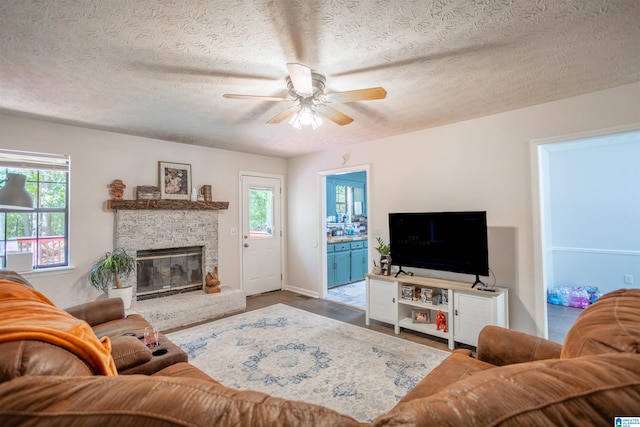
[375,237,391,276]
[89,248,137,309]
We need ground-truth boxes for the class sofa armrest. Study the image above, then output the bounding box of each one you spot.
[65,298,125,326]
[109,335,152,372]
[476,325,562,366]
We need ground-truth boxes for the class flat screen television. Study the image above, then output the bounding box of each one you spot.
[388,211,489,286]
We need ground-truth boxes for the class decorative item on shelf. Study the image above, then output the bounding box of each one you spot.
[421,288,433,303]
[442,292,448,305]
[433,293,443,305]
[412,310,430,324]
[159,161,191,200]
[205,267,221,294]
[109,179,126,201]
[89,248,137,309]
[435,310,447,332]
[372,259,382,275]
[136,185,160,200]
[200,185,212,202]
[375,237,391,276]
[191,187,198,201]
[401,285,414,301]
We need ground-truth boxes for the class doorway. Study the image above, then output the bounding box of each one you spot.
[321,166,370,309]
[535,127,640,342]
[240,173,283,296]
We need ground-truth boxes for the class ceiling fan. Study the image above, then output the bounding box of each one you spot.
[223,63,387,129]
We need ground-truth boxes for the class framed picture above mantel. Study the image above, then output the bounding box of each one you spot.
[159,161,191,200]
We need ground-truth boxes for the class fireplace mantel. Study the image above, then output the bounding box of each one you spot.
[108,200,229,211]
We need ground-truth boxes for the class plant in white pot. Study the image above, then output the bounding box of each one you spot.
[89,248,137,309]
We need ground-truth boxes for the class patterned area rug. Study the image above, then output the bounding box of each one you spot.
[167,304,450,422]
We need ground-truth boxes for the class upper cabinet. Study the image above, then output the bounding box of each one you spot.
[326,171,366,218]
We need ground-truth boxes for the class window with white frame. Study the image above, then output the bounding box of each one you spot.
[0,149,70,270]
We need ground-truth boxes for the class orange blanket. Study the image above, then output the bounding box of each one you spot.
[0,280,117,376]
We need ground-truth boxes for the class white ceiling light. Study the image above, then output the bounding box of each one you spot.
[288,99,324,130]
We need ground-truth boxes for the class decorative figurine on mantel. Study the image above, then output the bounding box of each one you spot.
[205,267,221,294]
[109,179,126,200]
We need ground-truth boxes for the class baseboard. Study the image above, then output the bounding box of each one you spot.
[285,284,320,299]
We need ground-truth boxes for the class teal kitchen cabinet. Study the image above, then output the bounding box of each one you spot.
[350,240,367,282]
[328,240,368,288]
[328,242,351,288]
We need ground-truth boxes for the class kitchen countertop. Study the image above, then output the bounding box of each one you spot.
[327,236,368,243]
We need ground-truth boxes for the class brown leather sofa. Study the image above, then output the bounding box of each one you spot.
[1,270,639,426]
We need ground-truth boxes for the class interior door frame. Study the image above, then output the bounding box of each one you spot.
[530,122,640,338]
[319,164,371,299]
[239,171,285,295]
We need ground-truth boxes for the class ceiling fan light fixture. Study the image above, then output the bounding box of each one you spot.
[288,112,303,130]
[287,104,323,130]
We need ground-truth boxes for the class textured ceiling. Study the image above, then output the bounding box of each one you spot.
[1,0,639,158]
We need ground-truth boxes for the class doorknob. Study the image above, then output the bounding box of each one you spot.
[244,243,249,248]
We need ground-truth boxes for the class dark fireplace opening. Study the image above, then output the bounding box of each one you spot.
[136,246,203,300]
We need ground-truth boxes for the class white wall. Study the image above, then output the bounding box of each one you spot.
[286,82,640,336]
[1,113,286,308]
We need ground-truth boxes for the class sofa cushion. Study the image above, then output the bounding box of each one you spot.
[153,361,222,384]
[562,288,640,358]
[0,281,117,376]
[374,353,640,427]
[0,341,94,382]
[398,349,494,403]
[109,335,152,372]
[0,271,34,288]
[91,314,152,339]
[0,374,364,427]
[65,298,125,327]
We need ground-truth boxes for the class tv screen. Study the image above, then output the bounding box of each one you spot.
[388,211,489,277]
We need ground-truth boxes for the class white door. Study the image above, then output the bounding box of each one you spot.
[241,175,282,296]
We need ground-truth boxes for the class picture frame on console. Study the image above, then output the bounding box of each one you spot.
[159,161,191,200]
[412,310,430,324]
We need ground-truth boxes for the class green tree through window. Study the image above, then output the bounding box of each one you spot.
[249,187,273,237]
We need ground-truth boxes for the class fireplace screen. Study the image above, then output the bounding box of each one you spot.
[136,246,203,299]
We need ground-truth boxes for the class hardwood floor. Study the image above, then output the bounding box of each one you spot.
[547,303,582,344]
[169,290,459,353]
[168,290,582,352]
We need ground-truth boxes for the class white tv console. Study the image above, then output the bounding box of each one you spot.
[365,273,508,349]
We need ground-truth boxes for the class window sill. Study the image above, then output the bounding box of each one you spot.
[18,266,75,278]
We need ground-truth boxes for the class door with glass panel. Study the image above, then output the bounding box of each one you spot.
[241,174,282,296]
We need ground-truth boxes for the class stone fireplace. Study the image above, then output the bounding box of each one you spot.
[113,208,218,304]
[108,199,245,330]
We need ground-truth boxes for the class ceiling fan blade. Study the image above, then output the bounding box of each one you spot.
[286,63,313,96]
[324,87,387,103]
[315,104,354,126]
[267,106,298,124]
[223,94,288,102]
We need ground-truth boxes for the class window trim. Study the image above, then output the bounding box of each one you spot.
[0,149,70,271]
